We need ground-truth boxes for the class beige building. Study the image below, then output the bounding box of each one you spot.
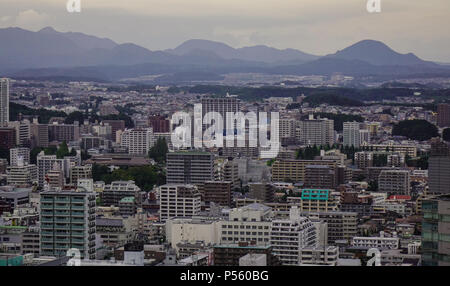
[271,159,336,182]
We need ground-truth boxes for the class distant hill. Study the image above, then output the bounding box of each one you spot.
[167,39,319,63]
[38,26,118,50]
[325,40,437,67]
[1,27,449,82]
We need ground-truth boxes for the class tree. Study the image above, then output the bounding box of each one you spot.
[266,158,276,166]
[392,120,438,141]
[92,164,110,181]
[148,138,169,164]
[65,111,85,124]
[56,141,70,159]
[30,146,57,164]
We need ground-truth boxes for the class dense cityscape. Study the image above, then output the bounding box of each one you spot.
[1,75,450,267]
[1,1,450,276]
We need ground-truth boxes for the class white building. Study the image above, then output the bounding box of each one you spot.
[219,203,273,245]
[6,160,38,187]
[343,122,369,148]
[165,218,221,250]
[159,184,201,222]
[120,128,154,155]
[299,246,339,266]
[36,152,68,188]
[270,206,317,265]
[10,147,30,167]
[351,232,399,250]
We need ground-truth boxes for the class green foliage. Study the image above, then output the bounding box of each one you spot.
[392,120,438,141]
[406,154,429,169]
[91,164,165,191]
[187,85,443,103]
[56,141,70,159]
[339,144,361,162]
[10,102,67,124]
[64,111,85,124]
[296,144,343,160]
[148,138,169,164]
[303,93,363,107]
[30,146,57,164]
[297,145,321,160]
[100,113,134,128]
[266,158,276,166]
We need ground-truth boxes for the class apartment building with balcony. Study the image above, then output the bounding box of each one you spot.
[270,206,317,265]
[39,188,96,259]
[287,189,339,212]
[159,184,201,222]
[166,151,215,185]
[351,232,399,250]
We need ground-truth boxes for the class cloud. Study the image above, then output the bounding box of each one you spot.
[1,16,11,22]
[0,1,449,61]
[15,9,48,30]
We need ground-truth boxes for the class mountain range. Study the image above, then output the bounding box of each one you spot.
[1,26,449,82]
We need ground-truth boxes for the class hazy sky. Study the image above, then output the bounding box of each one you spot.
[1,0,449,62]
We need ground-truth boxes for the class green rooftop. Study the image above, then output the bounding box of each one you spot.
[120,196,135,203]
[301,189,330,201]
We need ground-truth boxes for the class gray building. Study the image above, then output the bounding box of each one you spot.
[0,78,9,127]
[39,188,96,259]
[166,151,215,185]
[422,195,450,266]
[428,139,450,195]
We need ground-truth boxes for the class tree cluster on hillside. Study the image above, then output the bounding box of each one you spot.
[92,164,165,191]
[186,85,450,103]
[148,138,169,164]
[30,141,76,163]
[303,93,364,107]
[10,102,67,124]
[392,120,438,141]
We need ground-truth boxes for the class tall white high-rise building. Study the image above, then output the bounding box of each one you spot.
[0,78,9,127]
[36,152,68,188]
[270,206,317,266]
[10,147,30,167]
[343,122,370,148]
[159,184,201,222]
[120,128,154,155]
